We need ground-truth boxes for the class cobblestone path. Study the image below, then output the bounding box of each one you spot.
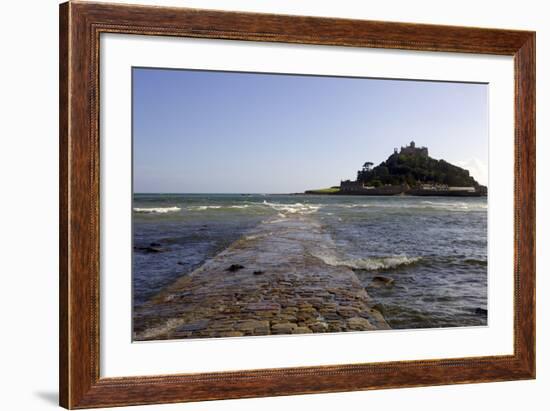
[134,214,389,341]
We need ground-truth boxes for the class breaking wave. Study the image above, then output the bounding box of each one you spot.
[261,200,320,215]
[188,205,222,211]
[142,202,320,215]
[419,201,487,211]
[187,205,251,211]
[338,201,486,211]
[133,206,181,214]
[313,251,422,271]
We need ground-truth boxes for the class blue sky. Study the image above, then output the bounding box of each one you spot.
[133,67,488,193]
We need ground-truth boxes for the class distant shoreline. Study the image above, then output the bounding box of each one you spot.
[303,190,486,197]
[133,192,488,197]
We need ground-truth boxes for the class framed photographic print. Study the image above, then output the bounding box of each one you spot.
[59,1,535,408]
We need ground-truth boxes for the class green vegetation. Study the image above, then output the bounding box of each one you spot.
[306,142,485,195]
[357,151,480,188]
[305,187,341,194]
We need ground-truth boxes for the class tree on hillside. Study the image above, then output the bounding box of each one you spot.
[362,161,374,172]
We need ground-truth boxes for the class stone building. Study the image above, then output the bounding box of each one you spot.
[340,180,369,192]
[399,140,428,157]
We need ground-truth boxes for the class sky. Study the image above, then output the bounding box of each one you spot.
[133,67,488,193]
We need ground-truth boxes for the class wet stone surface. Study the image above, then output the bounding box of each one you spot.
[133,214,390,341]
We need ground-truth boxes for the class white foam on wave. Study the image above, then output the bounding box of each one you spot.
[188,204,251,211]
[312,250,421,271]
[133,206,181,214]
[264,216,288,224]
[420,200,487,211]
[188,205,222,211]
[419,201,465,210]
[337,201,486,211]
[261,200,320,215]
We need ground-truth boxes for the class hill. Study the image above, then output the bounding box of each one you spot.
[355,141,481,188]
[305,141,487,196]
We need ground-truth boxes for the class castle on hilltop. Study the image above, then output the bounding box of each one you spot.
[395,140,428,157]
[322,140,487,197]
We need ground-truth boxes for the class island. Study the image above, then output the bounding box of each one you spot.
[306,141,487,196]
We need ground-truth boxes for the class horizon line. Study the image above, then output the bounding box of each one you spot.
[134,192,298,195]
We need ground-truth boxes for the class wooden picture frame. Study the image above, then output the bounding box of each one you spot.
[59,1,535,408]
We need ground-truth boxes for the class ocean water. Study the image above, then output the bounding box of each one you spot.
[133,194,487,329]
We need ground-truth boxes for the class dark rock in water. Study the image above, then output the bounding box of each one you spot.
[253,270,264,275]
[134,245,163,253]
[149,242,162,247]
[371,275,395,287]
[475,307,488,315]
[177,261,185,266]
[226,264,245,272]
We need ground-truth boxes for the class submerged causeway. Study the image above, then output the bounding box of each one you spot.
[133,213,390,340]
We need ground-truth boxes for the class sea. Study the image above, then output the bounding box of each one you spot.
[133,194,488,330]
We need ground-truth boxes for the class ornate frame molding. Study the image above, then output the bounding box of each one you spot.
[59,2,535,408]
